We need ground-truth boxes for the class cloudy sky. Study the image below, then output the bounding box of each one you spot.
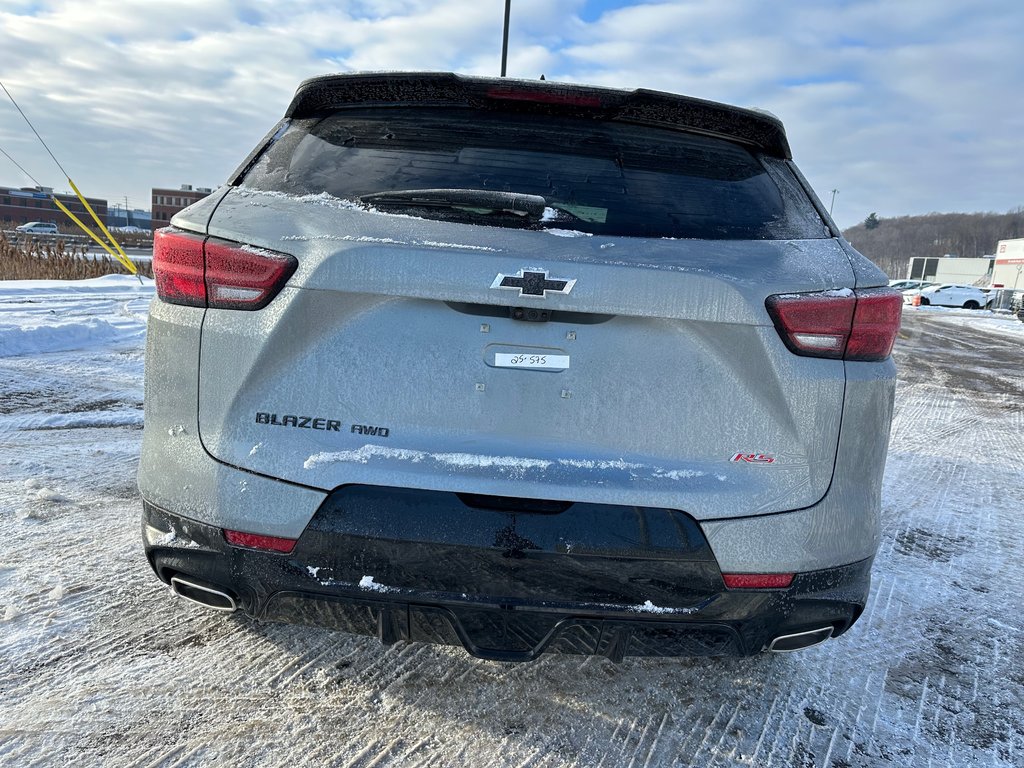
[0,0,1021,229]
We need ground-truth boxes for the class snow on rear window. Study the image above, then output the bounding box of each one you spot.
[241,108,829,241]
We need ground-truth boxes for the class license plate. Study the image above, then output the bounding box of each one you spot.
[494,352,570,370]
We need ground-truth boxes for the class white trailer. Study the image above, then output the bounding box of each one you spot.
[906,255,993,284]
[992,238,1024,292]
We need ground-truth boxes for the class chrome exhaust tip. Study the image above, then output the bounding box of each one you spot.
[767,626,834,653]
[169,575,237,613]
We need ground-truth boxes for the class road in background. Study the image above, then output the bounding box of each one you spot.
[1,288,1021,767]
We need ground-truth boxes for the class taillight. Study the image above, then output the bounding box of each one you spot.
[153,228,297,310]
[722,573,794,589]
[224,529,297,554]
[205,240,298,310]
[153,229,206,307]
[765,287,902,362]
[845,289,904,360]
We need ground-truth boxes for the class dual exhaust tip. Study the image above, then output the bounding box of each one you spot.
[767,626,834,653]
[169,575,237,613]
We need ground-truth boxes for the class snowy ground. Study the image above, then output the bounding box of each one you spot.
[0,281,1022,767]
[904,304,1024,342]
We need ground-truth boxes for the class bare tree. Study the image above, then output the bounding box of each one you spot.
[843,208,1024,277]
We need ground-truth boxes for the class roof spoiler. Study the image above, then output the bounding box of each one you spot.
[284,72,792,159]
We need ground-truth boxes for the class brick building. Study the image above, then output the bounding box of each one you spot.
[1,185,108,229]
[151,185,213,232]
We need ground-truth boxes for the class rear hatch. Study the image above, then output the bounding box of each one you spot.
[193,76,852,520]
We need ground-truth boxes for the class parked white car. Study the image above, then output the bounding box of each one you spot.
[907,283,993,309]
[15,221,59,235]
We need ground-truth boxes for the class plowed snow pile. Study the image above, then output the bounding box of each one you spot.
[1,282,1021,767]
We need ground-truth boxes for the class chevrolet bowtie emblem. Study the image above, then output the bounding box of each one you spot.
[490,269,576,298]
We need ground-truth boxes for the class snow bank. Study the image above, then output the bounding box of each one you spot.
[9,409,144,430]
[0,276,153,358]
[0,317,131,357]
[0,274,153,296]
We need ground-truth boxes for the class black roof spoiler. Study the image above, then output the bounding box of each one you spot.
[284,72,792,159]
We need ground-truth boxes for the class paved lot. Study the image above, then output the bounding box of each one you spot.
[1,291,1021,767]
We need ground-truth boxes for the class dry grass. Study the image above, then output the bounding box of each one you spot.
[0,237,153,281]
[112,231,154,248]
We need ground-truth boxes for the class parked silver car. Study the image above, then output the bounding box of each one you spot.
[15,221,59,235]
[140,72,902,661]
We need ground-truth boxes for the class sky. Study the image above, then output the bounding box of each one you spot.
[0,0,1021,230]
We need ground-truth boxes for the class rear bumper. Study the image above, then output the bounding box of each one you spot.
[143,487,872,661]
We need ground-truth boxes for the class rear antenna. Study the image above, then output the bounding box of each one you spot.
[500,0,511,76]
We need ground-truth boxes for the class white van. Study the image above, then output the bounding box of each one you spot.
[15,221,59,235]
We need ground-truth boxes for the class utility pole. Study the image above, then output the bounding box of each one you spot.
[125,195,130,227]
[829,189,839,217]
[500,0,511,77]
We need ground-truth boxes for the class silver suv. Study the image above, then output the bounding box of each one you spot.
[140,73,901,661]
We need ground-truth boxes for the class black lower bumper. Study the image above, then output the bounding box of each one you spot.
[143,486,872,662]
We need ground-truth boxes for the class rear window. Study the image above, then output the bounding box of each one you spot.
[241,108,829,240]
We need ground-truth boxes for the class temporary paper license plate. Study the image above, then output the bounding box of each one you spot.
[494,352,570,370]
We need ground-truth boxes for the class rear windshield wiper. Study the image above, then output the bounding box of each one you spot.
[359,189,547,218]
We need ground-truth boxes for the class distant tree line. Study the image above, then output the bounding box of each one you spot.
[841,208,1024,278]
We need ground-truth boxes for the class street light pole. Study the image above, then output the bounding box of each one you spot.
[829,189,839,217]
[500,0,511,77]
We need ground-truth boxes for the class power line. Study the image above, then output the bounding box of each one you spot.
[0,142,43,187]
[0,79,71,179]
[0,80,138,277]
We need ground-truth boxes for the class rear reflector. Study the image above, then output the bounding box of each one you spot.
[765,287,902,362]
[153,227,297,310]
[722,573,794,589]
[224,529,297,554]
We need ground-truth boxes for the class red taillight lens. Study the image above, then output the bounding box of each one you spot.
[152,228,297,310]
[766,291,855,359]
[153,228,206,307]
[224,529,297,554]
[765,288,902,362]
[845,289,904,360]
[722,573,794,589]
[204,239,297,310]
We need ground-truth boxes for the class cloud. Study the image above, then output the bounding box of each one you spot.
[0,0,1020,229]
[554,0,1024,225]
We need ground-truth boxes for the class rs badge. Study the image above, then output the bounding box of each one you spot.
[731,453,776,464]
